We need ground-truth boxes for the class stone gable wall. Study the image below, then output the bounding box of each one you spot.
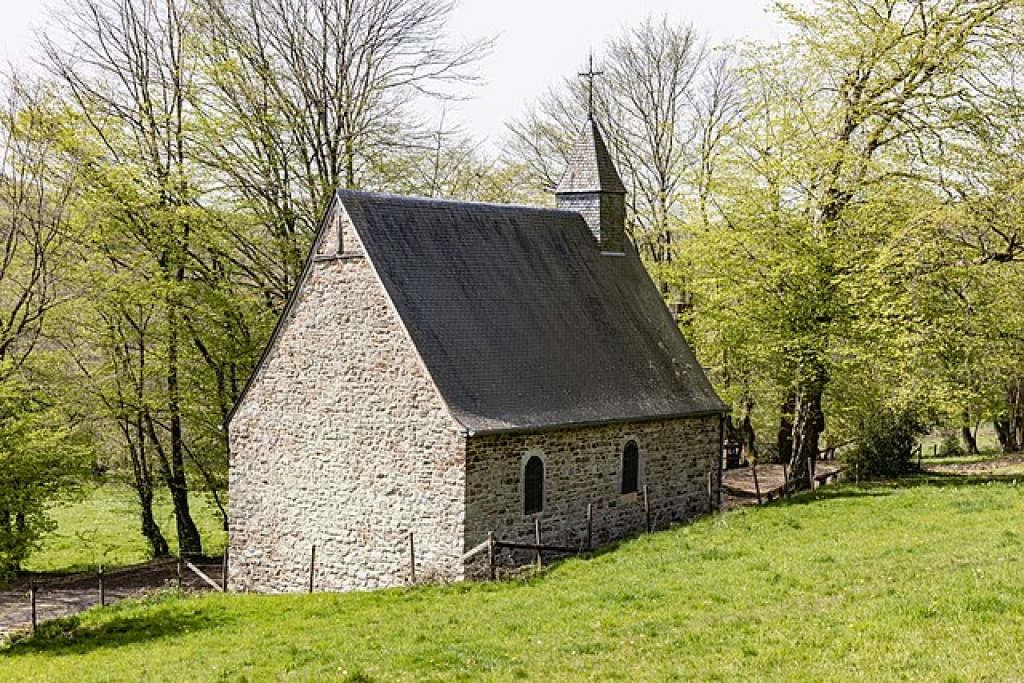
[464,415,720,560]
[228,211,465,593]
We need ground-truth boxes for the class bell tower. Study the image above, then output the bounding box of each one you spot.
[554,55,627,252]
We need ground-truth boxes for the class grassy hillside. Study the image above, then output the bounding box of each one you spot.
[4,477,1024,681]
[23,484,228,573]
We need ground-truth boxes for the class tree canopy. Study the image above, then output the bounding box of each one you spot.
[3,0,1024,564]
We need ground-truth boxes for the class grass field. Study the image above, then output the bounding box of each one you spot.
[3,474,1024,681]
[22,484,228,574]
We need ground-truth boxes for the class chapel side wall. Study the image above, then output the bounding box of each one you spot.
[464,415,720,556]
[228,251,465,594]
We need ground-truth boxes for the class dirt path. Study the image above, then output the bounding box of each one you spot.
[0,559,223,643]
[722,461,843,508]
[922,454,1024,475]
[720,454,1024,510]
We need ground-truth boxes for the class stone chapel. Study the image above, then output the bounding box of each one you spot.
[226,116,727,593]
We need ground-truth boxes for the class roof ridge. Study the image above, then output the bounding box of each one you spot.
[335,189,575,216]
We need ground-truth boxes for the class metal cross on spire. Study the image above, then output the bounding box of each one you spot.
[578,51,604,121]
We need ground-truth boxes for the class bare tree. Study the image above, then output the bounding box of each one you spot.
[599,18,706,279]
[197,0,491,294]
[504,18,739,294]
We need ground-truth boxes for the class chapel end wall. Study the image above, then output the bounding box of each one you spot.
[463,415,720,557]
[228,227,465,594]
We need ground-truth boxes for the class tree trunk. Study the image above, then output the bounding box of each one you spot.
[961,408,978,456]
[145,407,201,556]
[126,348,169,558]
[998,379,1024,453]
[166,303,202,555]
[995,419,1012,452]
[777,393,795,465]
[139,485,169,558]
[740,398,757,464]
[132,419,168,558]
[788,379,825,492]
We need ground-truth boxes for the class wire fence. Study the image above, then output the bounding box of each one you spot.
[0,552,226,643]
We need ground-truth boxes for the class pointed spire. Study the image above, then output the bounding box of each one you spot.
[555,118,626,195]
[555,118,627,251]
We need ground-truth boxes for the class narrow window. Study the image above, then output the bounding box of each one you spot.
[524,455,544,514]
[621,440,640,494]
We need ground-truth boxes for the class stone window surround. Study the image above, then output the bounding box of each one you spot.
[521,449,546,516]
[619,435,645,499]
[620,438,641,494]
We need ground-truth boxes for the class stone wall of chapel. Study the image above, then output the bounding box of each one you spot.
[463,415,720,560]
[228,241,465,593]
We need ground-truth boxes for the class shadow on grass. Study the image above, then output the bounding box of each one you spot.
[859,469,1023,490]
[2,598,232,656]
[770,486,895,507]
[757,468,1022,508]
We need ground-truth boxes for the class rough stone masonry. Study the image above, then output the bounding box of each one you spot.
[227,115,726,593]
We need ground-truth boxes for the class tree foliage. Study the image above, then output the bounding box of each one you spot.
[7,0,492,559]
[508,1,1024,480]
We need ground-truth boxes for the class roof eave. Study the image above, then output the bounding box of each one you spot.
[463,405,729,438]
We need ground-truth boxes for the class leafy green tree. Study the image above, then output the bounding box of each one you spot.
[684,0,1023,485]
[0,370,92,574]
[0,75,92,572]
[44,0,213,554]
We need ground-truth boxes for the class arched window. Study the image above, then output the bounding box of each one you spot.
[621,440,640,494]
[524,455,544,514]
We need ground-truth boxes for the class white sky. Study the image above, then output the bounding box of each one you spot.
[0,0,788,148]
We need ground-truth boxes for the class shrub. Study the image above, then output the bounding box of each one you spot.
[938,431,965,458]
[845,408,927,477]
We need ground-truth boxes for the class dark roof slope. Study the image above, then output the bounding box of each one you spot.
[555,118,627,195]
[340,191,724,434]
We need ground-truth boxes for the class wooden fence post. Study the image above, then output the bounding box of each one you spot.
[643,485,651,533]
[487,532,495,580]
[30,581,37,633]
[308,544,317,594]
[586,503,593,551]
[707,472,713,513]
[408,532,416,584]
[751,463,763,505]
[176,557,183,589]
[534,518,542,571]
[98,564,105,607]
[221,547,229,592]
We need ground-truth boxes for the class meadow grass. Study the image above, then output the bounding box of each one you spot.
[22,483,228,573]
[4,476,1024,681]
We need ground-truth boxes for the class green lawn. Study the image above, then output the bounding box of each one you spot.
[4,477,1024,681]
[22,484,228,573]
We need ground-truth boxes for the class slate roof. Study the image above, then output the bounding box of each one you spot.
[339,190,725,434]
[555,118,627,195]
